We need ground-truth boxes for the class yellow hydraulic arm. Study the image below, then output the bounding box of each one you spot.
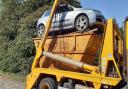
[26,0,59,89]
[32,0,59,71]
[126,17,128,52]
[125,17,128,80]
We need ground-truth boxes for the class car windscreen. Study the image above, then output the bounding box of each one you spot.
[42,10,51,17]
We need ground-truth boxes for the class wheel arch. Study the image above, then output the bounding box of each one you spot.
[34,73,58,89]
[74,13,89,24]
[74,13,90,31]
[37,23,45,29]
[39,73,57,81]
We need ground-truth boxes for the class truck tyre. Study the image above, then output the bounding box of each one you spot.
[38,77,58,89]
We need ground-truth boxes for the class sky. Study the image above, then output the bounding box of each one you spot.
[80,0,128,27]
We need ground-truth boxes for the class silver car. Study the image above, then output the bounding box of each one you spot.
[37,4,105,37]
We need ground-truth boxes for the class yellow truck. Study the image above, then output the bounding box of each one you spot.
[26,0,128,89]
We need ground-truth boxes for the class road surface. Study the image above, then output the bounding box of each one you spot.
[0,76,25,89]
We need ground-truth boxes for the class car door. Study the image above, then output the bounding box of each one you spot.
[52,5,71,29]
[54,6,65,29]
[52,13,60,30]
[52,5,74,30]
[51,6,65,30]
[62,6,74,28]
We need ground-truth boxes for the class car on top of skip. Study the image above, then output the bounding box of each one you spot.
[37,4,105,37]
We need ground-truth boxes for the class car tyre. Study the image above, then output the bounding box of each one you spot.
[38,24,45,37]
[38,77,58,89]
[75,15,89,32]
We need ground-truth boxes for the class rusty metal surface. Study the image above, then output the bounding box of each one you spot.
[34,31,102,72]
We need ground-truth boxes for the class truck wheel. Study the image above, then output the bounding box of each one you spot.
[38,77,58,89]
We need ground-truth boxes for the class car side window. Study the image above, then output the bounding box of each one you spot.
[68,6,74,11]
[43,10,51,17]
[56,5,73,13]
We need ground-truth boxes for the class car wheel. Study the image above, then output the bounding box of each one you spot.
[38,77,58,89]
[38,24,45,37]
[75,15,89,32]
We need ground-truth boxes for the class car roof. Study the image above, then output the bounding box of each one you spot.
[57,4,75,9]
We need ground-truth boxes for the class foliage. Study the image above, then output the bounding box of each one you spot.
[0,0,81,75]
[119,27,123,34]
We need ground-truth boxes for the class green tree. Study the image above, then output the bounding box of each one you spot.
[0,0,81,75]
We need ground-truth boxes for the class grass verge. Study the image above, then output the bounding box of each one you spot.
[0,70,26,82]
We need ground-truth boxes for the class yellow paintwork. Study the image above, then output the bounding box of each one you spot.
[101,19,122,79]
[126,19,128,81]
[126,21,128,49]
[83,65,99,73]
[27,68,121,88]
[26,19,123,89]
[31,0,59,71]
[26,0,124,89]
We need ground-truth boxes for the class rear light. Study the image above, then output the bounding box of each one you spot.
[96,18,102,22]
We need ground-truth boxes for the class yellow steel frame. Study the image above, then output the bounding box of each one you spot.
[101,19,123,79]
[26,20,123,89]
[31,0,59,71]
[126,18,128,81]
[26,0,123,89]
[126,20,128,50]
